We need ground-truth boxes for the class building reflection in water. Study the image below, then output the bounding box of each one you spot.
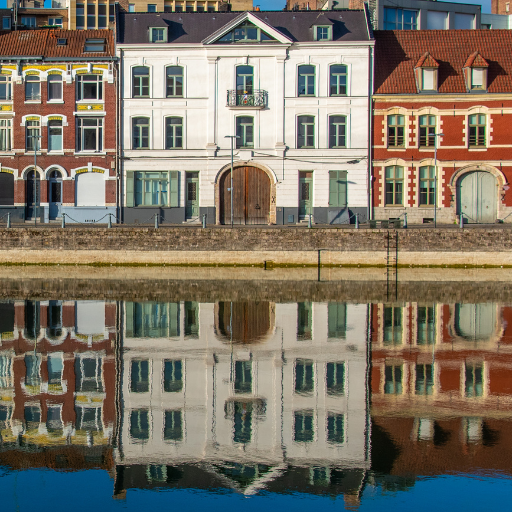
[115,300,370,503]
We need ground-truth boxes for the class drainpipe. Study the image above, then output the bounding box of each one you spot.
[117,50,123,224]
[367,44,374,221]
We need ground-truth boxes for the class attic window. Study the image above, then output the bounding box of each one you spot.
[414,53,439,93]
[150,27,167,43]
[84,38,106,52]
[315,26,332,41]
[471,68,484,90]
[56,38,67,46]
[218,22,274,44]
[463,52,489,92]
[421,69,436,91]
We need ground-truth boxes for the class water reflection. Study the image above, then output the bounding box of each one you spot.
[0,287,510,507]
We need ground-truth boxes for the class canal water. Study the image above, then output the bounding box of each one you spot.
[0,270,511,511]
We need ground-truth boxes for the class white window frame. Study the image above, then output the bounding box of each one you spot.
[149,27,167,43]
[314,25,332,41]
[76,117,103,153]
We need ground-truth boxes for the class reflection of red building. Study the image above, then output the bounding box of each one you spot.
[0,300,116,468]
[370,301,512,476]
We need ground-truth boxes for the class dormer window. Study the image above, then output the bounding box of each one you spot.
[414,53,439,93]
[315,26,332,41]
[471,68,485,90]
[150,27,167,43]
[463,52,488,92]
[218,22,274,43]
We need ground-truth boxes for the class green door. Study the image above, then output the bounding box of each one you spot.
[458,171,497,223]
[186,172,199,220]
[299,171,313,218]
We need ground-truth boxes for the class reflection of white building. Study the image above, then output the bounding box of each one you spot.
[115,300,370,496]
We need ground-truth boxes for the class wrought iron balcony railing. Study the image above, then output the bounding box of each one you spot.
[227,90,267,108]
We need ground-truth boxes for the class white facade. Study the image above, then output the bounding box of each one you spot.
[115,301,370,494]
[118,11,374,225]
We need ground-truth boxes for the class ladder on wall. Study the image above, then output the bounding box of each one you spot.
[386,230,398,301]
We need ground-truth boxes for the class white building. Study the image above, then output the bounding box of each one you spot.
[114,300,370,497]
[117,9,374,225]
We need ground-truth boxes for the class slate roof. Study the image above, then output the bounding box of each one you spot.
[117,10,372,44]
[0,29,115,59]
[374,30,512,94]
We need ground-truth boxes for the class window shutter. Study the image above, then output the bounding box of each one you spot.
[329,170,347,207]
[329,171,338,206]
[169,171,179,207]
[125,172,134,207]
[125,302,134,337]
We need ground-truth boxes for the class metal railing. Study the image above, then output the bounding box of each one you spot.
[227,90,267,108]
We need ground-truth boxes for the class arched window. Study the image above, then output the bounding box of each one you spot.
[132,66,150,98]
[166,66,183,97]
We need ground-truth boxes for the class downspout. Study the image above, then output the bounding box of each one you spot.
[117,49,123,224]
[368,44,373,221]
[115,58,120,224]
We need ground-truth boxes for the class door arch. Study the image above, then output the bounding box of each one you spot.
[219,165,271,225]
[25,169,41,220]
[457,171,497,223]
[48,169,63,220]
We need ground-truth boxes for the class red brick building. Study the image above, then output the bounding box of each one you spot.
[372,31,512,224]
[0,300,117,458]
[0,29,117,224]
[370,300,512,477]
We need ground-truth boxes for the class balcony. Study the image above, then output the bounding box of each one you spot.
[227,90,267,109]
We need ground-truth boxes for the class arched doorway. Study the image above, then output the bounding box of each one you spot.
[457,171,497,223]
[25,169,40,220]
[219,166,271,225]
[48,169,63,220]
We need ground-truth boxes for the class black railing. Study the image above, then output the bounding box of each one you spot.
[227,90,267,108]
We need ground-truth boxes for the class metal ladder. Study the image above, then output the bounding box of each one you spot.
[386,230,398,301]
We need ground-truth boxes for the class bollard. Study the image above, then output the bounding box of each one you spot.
[403,213,407,229]
[460,213,464,229]
[61,213,65,229]
[6,212,10,229]
[308,213,312,229]
[202,213,207,229]
[154,214,159,229]
[355,213,359,229]
[108,214,112,229]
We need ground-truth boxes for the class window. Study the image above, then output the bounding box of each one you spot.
[468,114,486,147]
[164,360,183,392]
[234,360,252,393]
[47,405,62,432]
[48,17,63,27]
[87,4,96,28]
[329,170,347,208]
[330,64,347,96]
[419,166,435,206]
[384,306,402,344]
[385,166,403,206]
[132,117,150,149]
[129,172,179,207]
[98,4,107,28]
[48,119,63,152]
[415,364,434,395]
[75,356,103,392]
[147,3,157,11]
[0,76,11,101]
[465,363,483,397]
[326,362,344,395]
[419,115,435,147]
[297,116,315,148]
[77,117,103,152]
[26,119,40,152]
[109,3,115,21]
[384,364,403,394]
[132,66,150,98]
[48,74,63,101]
[76,406,102,432]
[76,3,85,28]
[166,66,183,97]
[471,68,485,90]
[164,410,183,441]
[233,401,252,444]
[0,355,12,389]
[0,119,11,152]
[76,74,103,101]
[57,38,67,46]
[165,117,183,149]
[24,405,41,429]
[236,65,253,95]
[125,302,180,336]
[294,410,314,442]
[150,27,167,42]
[25,75,40,101]
[131,359,149,393]
[297,302,312,340]
[218,22,274,43]
[315,26,331,41]
[327,413,344,444]
[298,65,315,96]
[21,17,36,28]
[427,11,447,30]
[417,306,435,343]
[25,353,41,388]
[129,3,135,11]
[47,354,63,387]
[329,115,346,148]
[2,16,11,30]
[84,38,106,52]
[383,7,417,30]
[130,409,150,440]
[328,303,346,338]
[236,116,254,148]
[184,301,199,337]
[454,12,474,29]
[295,359,314,394]
[387,115,405,147]
[421,69,436,91]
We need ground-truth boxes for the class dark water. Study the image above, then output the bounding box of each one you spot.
[0,273,511,511]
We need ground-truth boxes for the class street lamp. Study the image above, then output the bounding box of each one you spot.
[433,132,444,228]
[31,132,41,226]
[224,135,239,228]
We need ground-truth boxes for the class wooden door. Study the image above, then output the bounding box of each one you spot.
[220,166,270,225]
[299,171,312,218]
[458,171,497,223]
[185,172,199,220]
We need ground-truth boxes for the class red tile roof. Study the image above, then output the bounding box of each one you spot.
[0,29,115,58]
[464,51,489,68]
[415,52,439,69]
[374,30,512,94]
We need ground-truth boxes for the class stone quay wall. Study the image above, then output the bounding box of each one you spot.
[1,226,512,266]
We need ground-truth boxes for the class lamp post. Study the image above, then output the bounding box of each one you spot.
[224,135,239,228]
[31,132,41,226]
[433,132,444,228]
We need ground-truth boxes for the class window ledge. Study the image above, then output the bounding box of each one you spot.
[47,100,64,104]
[24,100,41,104]
[48,151,65,155]
[387,147,407,151]
[74,151,106,156]
[468,147,487,151]
[0,151,14,156]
